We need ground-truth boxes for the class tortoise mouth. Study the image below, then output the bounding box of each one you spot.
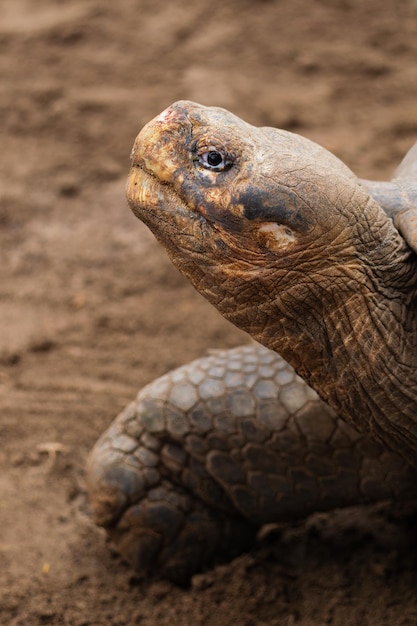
[126,164,214,256]
[127,164,188,224]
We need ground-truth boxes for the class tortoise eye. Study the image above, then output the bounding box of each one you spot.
[198,149,232,172]
[207,151,223,167]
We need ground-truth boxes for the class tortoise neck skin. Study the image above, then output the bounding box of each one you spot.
[127,101,417,465]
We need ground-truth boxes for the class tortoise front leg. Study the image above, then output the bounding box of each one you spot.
[87,344,417,583]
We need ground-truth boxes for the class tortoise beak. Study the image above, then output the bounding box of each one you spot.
[126,166,162,220]
[129,101,194,184]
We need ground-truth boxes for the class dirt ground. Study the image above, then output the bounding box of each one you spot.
[1,1,417,624]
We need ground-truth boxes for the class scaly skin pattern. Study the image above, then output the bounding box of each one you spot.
[87,101,417,582]
[87,345,417,582]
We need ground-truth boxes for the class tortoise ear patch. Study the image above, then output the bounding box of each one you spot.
[257,222,296,252]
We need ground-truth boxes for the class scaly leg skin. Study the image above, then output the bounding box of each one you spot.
[86,344,417,584]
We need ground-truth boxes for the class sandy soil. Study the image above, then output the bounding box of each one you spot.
[1,1,417,624]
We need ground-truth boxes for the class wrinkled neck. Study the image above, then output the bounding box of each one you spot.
[240,254,417,465]
[171,201,417,464]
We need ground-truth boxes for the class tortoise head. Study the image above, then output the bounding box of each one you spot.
[127,101,411,343]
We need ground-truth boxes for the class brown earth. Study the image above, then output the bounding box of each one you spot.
[1,1,417,624]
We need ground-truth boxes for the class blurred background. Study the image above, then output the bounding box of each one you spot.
[1,1,417,624]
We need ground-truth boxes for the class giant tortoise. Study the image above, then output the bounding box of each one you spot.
[87,101,417,583]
